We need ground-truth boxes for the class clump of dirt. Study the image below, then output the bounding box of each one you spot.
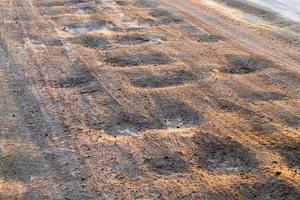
[114,34,162,45]
[194,133,259,173]
[130,70,197,88]
[149,8,184,24]
[236,177,300,199]
[67,21,116,33]
[69,35,112,49]
[153,95,204,128]
[105,52,173,67]
[191,34,224,42]
[240,91,287,102]
[222,54,274,74]
[144,152,190,175]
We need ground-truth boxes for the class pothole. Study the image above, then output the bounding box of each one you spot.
[241,91,287,102]
[75,6,97,14]
[130,70,197,88]
[236,178,300,199]
[114,34,163,45]
[133,0,158,8]
[149,8,184,24]
[222,54,274,74]
[66,21,116,33]
[105,52,173,67]
[153,95,204,128]
[144,152,190,175]
[194,133,259,173]
[191,34,224,42]
[123,18,155,30]
[69,35,112,49]
[280,111,300,128]
[103,112,162,135]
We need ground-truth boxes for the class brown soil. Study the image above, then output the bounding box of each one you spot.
[0,0,299,199]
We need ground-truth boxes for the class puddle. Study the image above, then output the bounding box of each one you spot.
[222,54,274,74]
[66,21,116,33]
[105,52,173,67]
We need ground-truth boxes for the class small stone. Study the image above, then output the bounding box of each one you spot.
[276,171,282,176]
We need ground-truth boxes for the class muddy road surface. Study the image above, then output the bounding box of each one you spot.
[0,0,299,199]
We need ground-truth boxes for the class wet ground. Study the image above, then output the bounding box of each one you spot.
[0,0,299,199]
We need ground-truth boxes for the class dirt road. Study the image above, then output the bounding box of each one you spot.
[0,0,299,199]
